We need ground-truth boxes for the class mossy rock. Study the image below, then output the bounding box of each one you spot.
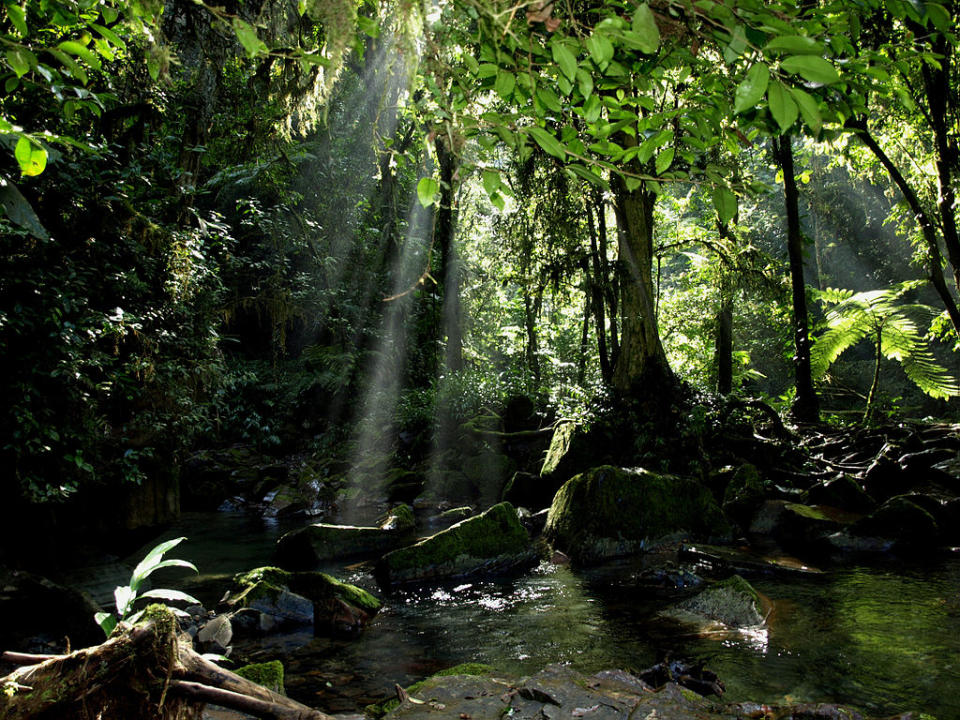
[852,496,940,546]
[805,474,876,513]
[543,466,732,565]
[275,522,413,569]
[235,660,285,695]
[540,421,582,480]
[367,663,496,718]
[225,566,380,636]
[676,574,764,628]
[379,504,416,532]
[375,502,535,588]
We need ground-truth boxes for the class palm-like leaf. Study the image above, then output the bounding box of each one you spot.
[812,283,960,414]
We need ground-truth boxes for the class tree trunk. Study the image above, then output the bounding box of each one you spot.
[846,117,960,336]
[524,283,544,386]
[586,199,612,383]
[716,271,733,395]
[864,325,883,425]
[772,134,820,423]
[598,196,620,367]
[0,610,332,720]
[610,175,673,393]
[435,136,463,372]
[577,270,590,385]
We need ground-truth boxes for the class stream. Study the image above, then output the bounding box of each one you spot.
[108,511,960,718]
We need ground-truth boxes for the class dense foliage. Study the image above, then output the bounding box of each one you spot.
[1,0,958,525]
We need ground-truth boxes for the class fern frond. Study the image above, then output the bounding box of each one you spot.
[811,321,872,379]
[899,346,960,399]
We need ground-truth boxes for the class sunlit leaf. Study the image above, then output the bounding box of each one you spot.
[5,3,26,37]
[780,55,840,85]
[417,177,439,207]
[768,81,798,133]
[712,185,737,225]
[527,126,567,159]
[630,3,660,54]
[14,137,47,176]
[790,86,822,134]
[734,63,769,114]
[494,70,515,100]
[139,588,201,605]
[231,17,268,58]
[764,35,823,55]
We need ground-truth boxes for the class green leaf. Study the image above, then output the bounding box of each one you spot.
[14,137,47,176]
[495,70,515,100]
[417,177,439,207]
[630,3,660,54]
[58,40,102,70]
[5,3,26,37]
[552,40,577,82]
[790,86,822,134]
[482,169,500,196]
[536,86,563,113]
[95,612,117,637]
[139,588,201,605]
[734,63,769,114]
[655,147,674,175]
[582,94,602,123]
[48,49,87,84]
[925,3,951,31]
[586,33,614,67]
[527,126,567,159]
[780,55,840,85]
[712,185,737,224]
[764,35,823,55]
[576,68,593,99]
[231,17,268,58]
[5,48,34,78]
[567,163,609,190]
[130,536,187,589]
[91,23,127,50]
[768,81,798,133]
[724,25,747,63]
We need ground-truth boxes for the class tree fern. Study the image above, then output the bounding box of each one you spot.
[811,282,959,422]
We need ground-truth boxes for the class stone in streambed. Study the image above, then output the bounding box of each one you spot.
[375,502,535,588]
[673,574,765,628]
[543,466,732,565]
[275,521,412,569]
[222,566,380,637]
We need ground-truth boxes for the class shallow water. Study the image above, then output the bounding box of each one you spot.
[124,513,960,717]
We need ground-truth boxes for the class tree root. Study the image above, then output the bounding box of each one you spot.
[0,608,332,720]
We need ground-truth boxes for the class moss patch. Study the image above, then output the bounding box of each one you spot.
[783,503,832,522]
[235,660,285,695]
[377,503,533,586]
[543,466,731,564]
[228,566,380,614]
[678,574,763,628]
[541,422,577,478]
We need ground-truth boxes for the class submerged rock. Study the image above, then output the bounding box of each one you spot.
[275,522,412,569]
[222,566,380,637]
[543,466,731,565]
[674,574,765,628]
[375,502,536,588]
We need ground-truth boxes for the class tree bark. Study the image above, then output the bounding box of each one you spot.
[771,134,820,423]
[716,271,734,395]
[434,135,463,372]
[610,175,673,393]
[586,199,612,383]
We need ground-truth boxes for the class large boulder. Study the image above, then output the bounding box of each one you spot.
[275,522,413,569]
[543,466,732,565]
[828,495,941,553]
[375,502,535,588]
[501,471,564,511]
[222,566,380,637]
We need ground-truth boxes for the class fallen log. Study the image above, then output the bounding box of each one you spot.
[0,605,332,720]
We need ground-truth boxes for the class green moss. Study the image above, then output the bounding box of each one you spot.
[138,603,177,635]
[678,574,763,628]
[784,503,832,521]
[541,422,577,477]
[722,464,763,506]
[544,466,731,563]
[235,660,285,695]
[313,573,381,613]
[229,567,380,614]
[380,502,529,575]
[432,663,494,678]
[234,566,291,588]
[379,503,416,531]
